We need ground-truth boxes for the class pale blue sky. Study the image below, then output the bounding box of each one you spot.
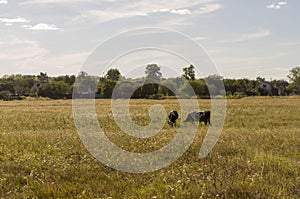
[0,0,299,80]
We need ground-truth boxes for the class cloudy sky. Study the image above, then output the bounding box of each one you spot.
[0,0,299,80]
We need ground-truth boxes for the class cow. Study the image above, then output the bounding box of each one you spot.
[184,111,211,125]
[199,111,211,125]
[168,110,179,127]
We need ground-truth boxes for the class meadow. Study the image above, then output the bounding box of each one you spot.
[0,97,299,198]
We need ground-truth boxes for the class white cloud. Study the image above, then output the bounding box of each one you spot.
[0,18,62,31]
[0,0,8,4]
[266,1,287,9]
[153,8,192,15]
[72,0,217,25]
[0,17,29,24]
[153,8,170,13]
[23,23,62,31]
[170,9,192,15]
[278,1,287,5]
[266,3,280,9]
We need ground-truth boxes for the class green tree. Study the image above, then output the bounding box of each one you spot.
[112,80,136,98]
[105,68,121,81]
[53,75,76,85]
[141,80,159,98]
[287,67,300,84]
[97,69,122,97]
[287,66,300,94]
[223,79,237,95]
[256,77,265,83]
[145,64,162,81]
[11,75,36,96]
[102,79,117,98]
[132,86,143,98]
[159,79,177,96]
[38,81,72,99]
[0,90,11,100]
[180,81,196,97]
[191,79,208,96]
[0,78,14,94]
[182,65,195,80]
[205,75,224,96]
[75,71,98,93]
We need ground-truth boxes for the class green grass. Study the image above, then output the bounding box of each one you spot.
[0,97,299,198]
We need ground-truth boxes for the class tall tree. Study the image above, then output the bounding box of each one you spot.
[102,79,117,98]
[182,65,195,80]
[105,68,121,81]
[145,64,162,80]
[287,67,300,85]
[287,66,300,94]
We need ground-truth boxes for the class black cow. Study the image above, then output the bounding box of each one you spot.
[168,110,179,127]
[184,111,211,125]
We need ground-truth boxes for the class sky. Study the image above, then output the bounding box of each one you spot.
[0,0,299,80]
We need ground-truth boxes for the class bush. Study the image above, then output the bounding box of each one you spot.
[38,81,72,99]
[0,90,11,100]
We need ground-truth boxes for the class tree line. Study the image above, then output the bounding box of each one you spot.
[0,65,299,100]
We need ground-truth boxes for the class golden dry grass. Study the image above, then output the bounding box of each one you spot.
[0,97,299,198]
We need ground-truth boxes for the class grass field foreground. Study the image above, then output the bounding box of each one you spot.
[0,97,299,198]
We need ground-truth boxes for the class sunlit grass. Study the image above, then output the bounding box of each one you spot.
[0,97,299,198]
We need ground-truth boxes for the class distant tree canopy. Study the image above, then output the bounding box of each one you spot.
[0,65,297,100]
[52,75,75,85]
[38,81,72,99]
[105,68,121,81]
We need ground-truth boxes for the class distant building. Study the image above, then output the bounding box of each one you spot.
[258,81,288,96]
[32,72,49,92]
[272,81,289,96]
[235,88,246,95]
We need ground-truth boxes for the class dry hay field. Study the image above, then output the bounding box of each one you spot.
[0,97,299,198]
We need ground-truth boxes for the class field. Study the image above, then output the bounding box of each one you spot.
[0,97,299,198]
